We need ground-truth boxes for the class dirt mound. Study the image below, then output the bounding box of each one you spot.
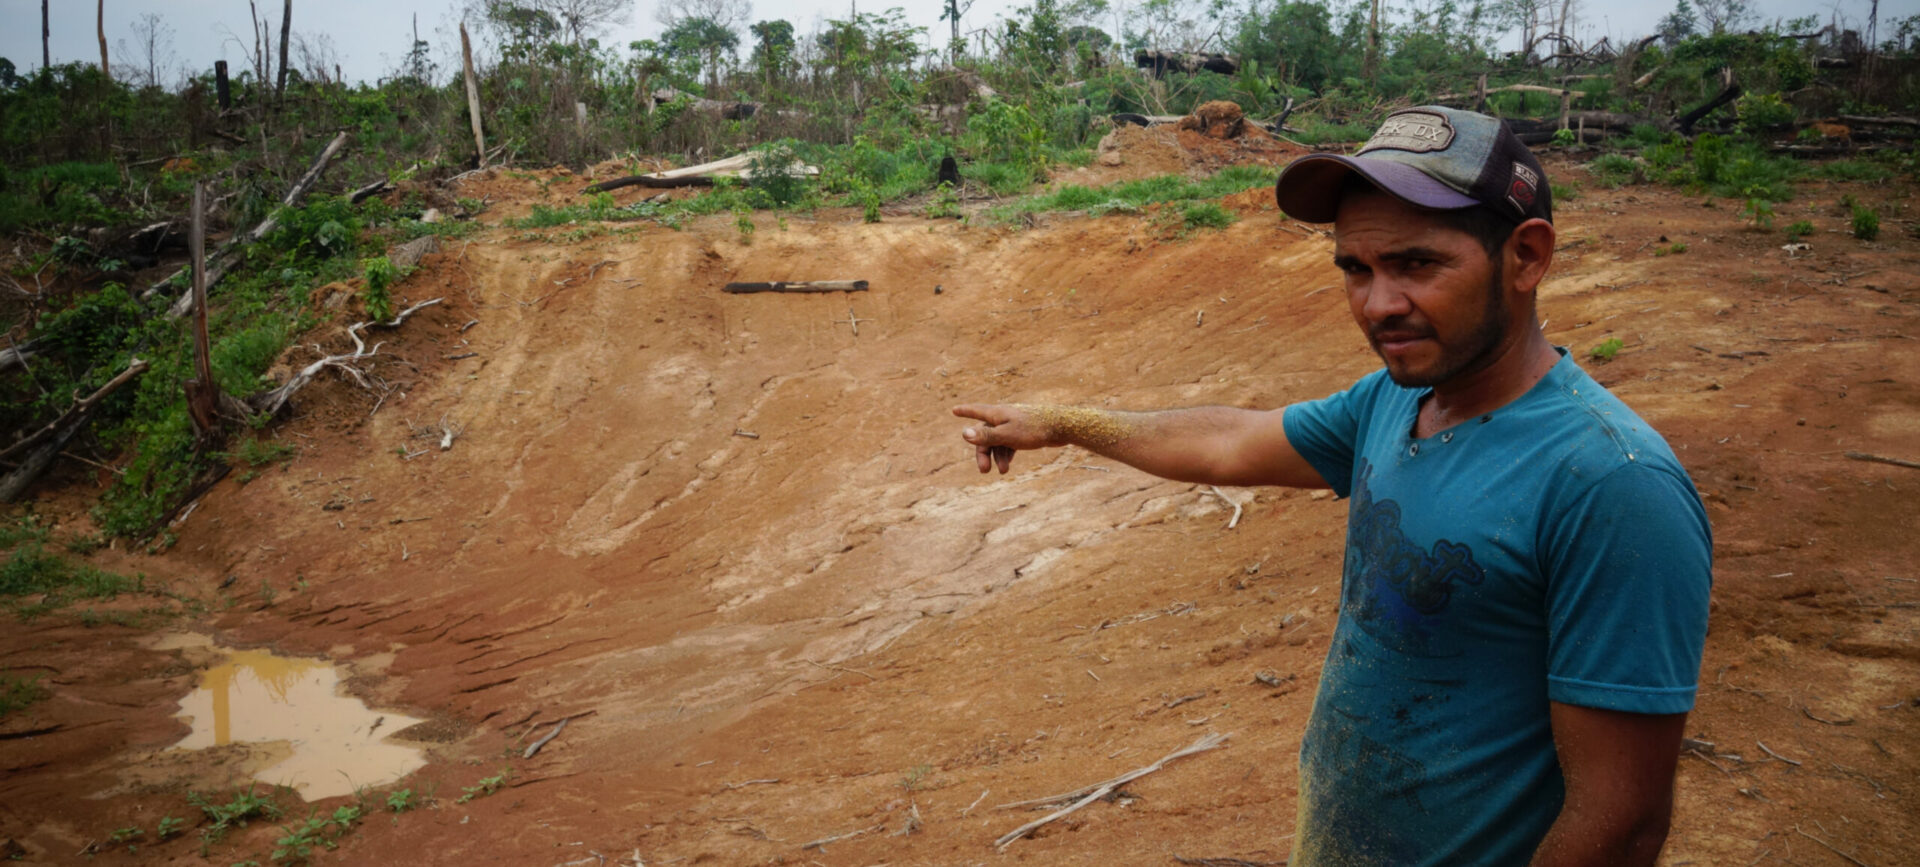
[1069,112,1306,186]
[2,157,1916,866]
[1176,100,1247,139]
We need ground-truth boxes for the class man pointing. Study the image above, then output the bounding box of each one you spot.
[953,106,1711,866]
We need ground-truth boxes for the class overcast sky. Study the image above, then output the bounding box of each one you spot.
[2,0,1909,86]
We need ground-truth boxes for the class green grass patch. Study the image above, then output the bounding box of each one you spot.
[0,673,49,717]
[989,165,1275,222]
[0,541,144,616]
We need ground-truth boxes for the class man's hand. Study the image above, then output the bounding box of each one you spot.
[952,404,1064,474]
[1529,703,1687,866]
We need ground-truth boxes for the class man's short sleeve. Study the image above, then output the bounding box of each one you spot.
[1282,375,1377,498]
[1543,463,1712,714]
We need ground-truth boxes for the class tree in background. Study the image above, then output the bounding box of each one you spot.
[749,20,795,86]
[1693,0,1753,35]
[116,12,177,89]
[1658,0,1698,47]
[658,0,752,92]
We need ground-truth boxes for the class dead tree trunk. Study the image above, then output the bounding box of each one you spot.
[275,0,292,103]
[41,0,50,71]
[1676,68,1740,135]
[0,358,149,502]
[96,0,109,76]
[460,22,487,168]
[141,131,350,317]
[215,60,232,109]
[184,182,222,443]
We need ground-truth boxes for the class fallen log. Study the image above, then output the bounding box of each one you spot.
[582,175,712,193]
[724,281,868,294]
[0,357,149,502]
[1674,68,1740,135]
[1839,114,1920,127]
[348,177,391,204]
[141,130,352,319]
[1135,50,1238,77]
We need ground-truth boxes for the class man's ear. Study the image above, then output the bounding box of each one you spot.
[1507,218,1556,296]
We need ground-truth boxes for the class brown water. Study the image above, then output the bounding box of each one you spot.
[167,636,426,800]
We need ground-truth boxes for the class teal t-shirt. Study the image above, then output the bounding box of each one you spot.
[1281,349,1711,866]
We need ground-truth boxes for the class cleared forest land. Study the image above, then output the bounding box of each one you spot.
[2,152,1917,865]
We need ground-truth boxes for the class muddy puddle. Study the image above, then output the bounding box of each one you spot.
[157,634,426,800]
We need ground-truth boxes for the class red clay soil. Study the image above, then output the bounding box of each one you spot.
[2,154,1917,866]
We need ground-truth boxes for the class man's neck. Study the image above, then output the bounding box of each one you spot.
[1418,325,1560,436]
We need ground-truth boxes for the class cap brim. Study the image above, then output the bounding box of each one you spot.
[1275,154,1479,223]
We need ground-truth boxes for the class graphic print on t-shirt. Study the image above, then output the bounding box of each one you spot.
[1343,459,1488,658]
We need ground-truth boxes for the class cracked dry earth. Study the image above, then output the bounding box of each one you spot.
[2,158,1917,866]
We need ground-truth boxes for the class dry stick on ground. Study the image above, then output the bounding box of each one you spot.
[1756,741,1802,766]
[249,299,443,417]
[1845,451,1920,471]
[800,823,882,850]
[994,732,1232,848]
[1208,486,1244,529]
[1794,826,1874,867]
[522,717,568,759]
[0,358,149,502]
[1171,856,1288,867]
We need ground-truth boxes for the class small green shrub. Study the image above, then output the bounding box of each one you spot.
[1740,190,1775,229]
[1589,337,1624,361]
[1851,204,1880,240]
[189,785,282,842]
[385,788,417,813]
[1587,153,1639,188]
[1181,201,1237,230]
[456,768,512,803]
[1693,134,1728,184]
[1551,128,1577,147]
[360,256,398,322]
[1784,220,1813,240]
[0,674,49,717]
[922,182,961,219]
[1735,92,1794,133]
[1550,181,1580,201]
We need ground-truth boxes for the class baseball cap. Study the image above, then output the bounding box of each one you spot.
[1275,106,1552,225]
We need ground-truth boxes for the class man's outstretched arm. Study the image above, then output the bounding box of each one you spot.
[950,403,1330,489]
[1529,703,1687,867]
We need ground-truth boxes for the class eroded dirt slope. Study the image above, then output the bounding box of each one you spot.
[2,160,1916,866]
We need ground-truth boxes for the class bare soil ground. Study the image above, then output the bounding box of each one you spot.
[2,152,1917,866]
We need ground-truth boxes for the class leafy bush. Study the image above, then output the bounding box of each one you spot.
[1181,201,1237,230]
[360,256,398,322]
[1784,220,1813,240]
[1735,92,1795,133]
[1587,153,1639,188]
[1589,337,1624,361]
[1851,204,1880,240]
[745,140,811,209]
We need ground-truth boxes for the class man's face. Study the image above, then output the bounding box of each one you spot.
[1332,190,1508,389]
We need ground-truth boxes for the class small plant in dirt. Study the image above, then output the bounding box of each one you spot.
[1784,220,1814,241]
[1589,337,1625,362]
[0,674,49,718]
[1181,202,1237,231]
[899,763,934,792]
[270,803,363,864]
[156,815,186,840]
[923,182,961,219]
[1552,128,1577,147]
[385,788,417,813]
[1851,204,1880,240]
[1587,153,1640,188]
[1653,242,1688,257]
[1550,181,1580,201]
[1740,189,1775,229]
[457,768,513,803]
[745,141,811,209]
[360,256,399,322]
[732,203,756,238]
[190,785,282,844]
